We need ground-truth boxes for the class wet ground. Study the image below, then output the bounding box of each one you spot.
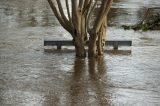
[0,0,160,106]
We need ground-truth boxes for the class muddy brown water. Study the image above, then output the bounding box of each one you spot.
[0,0,160,106]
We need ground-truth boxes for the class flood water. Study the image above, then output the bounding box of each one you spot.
[0,0,160,106]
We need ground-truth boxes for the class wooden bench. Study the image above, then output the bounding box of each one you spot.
[44,39,132,50]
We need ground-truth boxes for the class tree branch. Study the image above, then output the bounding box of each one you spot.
[79,0,84,10]
[93,0,113,33]
[47,0,72,34]
[56,0,71,27]
[87,0,97,34]
[65,0,71,22]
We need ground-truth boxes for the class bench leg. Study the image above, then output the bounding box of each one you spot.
[113,41,118,50]
[57,45,62,50]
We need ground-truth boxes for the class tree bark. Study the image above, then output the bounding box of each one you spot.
[88,0,112,57]
[88,34,97,58]
[97,17,107,55]
[74,33,86,58]
[72,7,87,58]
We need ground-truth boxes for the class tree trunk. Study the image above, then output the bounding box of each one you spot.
[74,10,86,58]
[74,34,86,58]
[88,35,97,58]
[97,31,103,55]
[97,18,107,55]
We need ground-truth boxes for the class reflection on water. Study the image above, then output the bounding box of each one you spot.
[69,59,87,105]
[68,58,111,106]
[88,58,110,106]
[0,0,160,106]
[88,57,106,81]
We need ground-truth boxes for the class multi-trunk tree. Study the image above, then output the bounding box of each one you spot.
[47,0,113,58]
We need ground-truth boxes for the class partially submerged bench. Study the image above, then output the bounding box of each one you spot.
[44,39,132,50]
